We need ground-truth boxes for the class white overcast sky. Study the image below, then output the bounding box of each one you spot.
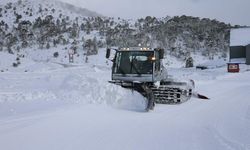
[59,0,250,25]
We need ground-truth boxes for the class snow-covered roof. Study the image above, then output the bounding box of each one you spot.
[230,28,250,46]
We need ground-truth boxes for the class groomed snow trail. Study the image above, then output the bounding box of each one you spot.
[0,54,250,150]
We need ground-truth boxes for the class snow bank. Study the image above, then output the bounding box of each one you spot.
[0,52,147,117]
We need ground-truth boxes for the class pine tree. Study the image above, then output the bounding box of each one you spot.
[185,56,194,68]
[46,42,50,49]
[92,37,98,55]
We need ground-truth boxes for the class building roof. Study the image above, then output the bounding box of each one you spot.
[230,28,250,46]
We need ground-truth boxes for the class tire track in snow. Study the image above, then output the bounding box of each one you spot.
[0,113,51,134]
[208,127,248,150]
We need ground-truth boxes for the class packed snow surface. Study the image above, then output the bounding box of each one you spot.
[0,50,250,150]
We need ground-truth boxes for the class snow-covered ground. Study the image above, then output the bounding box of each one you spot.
[0,50,250,150]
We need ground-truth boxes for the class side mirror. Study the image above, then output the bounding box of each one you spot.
[106,48,111,59]
[159,49,164,59]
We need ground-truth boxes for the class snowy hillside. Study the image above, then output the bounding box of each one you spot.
[0,0,109,66]
[0,49,250,150]
[0,0,101,24]
[0,0,232,64]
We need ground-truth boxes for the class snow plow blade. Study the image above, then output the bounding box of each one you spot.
[193,92,209,100]
[197,94,209,99]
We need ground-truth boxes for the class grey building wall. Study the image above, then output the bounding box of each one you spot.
[246,44,250,65]
[230,46,246,59]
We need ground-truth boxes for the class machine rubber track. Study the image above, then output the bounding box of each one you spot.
[149,81,192,104]
[109,80,193,110]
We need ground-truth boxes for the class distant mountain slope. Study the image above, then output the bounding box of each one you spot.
[0,0,233,64]
[0,0,107,57]
[0,0,101,24]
